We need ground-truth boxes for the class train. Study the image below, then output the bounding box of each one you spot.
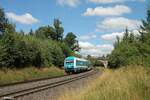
[64,56,92,73]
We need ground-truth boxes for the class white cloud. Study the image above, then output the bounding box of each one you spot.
[100,30,140,42]
[6,12,39,25]
[56,0,79,7]
[79,33,97,41]
[88,0,145,4]
[96,17,141,32]
[79,41,95,49]
[132,29,140,35]
[101,32,124,41]
[79,41,114,56]
[83,5,131,16]
[88,0,123,4]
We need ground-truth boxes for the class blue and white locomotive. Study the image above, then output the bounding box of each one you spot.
[64,56,92,73]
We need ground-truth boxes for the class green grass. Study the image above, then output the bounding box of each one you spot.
[59,66,150,100]
[0,67,65,85]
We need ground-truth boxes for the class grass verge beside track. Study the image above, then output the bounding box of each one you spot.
[59,66,150,100]
[0,67,65,85]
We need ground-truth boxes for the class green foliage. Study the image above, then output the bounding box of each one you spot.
[35,19,64,41]
[0,7,15,35]
[35,26,52,39]
[23,36,53,67]
[54,19,64,41]
[51,42,65,67]
[0,7,8,33]
[0,30,20,67]
[0,31,66,68]
[59,42,73,57]
[29,29,34,35]
[65,32,76,47]
[64,32,80,51]
[109,40,141,68]
[0,40,4,67]
[87,56,103,67]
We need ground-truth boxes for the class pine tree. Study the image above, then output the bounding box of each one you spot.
[29,29,34,35]
[53,19,64,41]
[123,27,129,42]
[0,7,8,34]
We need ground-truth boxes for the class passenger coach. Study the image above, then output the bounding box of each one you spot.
[64,56,91,73]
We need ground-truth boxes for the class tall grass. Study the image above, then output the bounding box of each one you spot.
[0,67,65,85]
[59,66,150,100]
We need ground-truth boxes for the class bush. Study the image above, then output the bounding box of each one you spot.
[23,36,53,67]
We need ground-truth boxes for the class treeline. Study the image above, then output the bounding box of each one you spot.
[0,8,79,68]
[108,6,150,68]
[87,55,104,67]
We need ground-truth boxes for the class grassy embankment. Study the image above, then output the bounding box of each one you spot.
[0,67,65,85]
[59,66,150,100]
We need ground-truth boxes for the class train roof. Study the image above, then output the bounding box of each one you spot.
[65,56,75,60]
[65,56,88,62]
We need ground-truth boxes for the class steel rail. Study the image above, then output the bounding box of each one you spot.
[0,74,68,87]
[1,69,97,100]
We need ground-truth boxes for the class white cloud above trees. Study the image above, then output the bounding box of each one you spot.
[100,30,140,42]
[79,33,97,41]
[101,32,124,42]
[6,12,39,25]
[79,41,114,56]
[96,17,141,32]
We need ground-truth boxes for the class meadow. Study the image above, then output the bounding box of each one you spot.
[59,66,150,100]
[0,67,65,85]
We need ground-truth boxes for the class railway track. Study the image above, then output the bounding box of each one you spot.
[0,69,97,100]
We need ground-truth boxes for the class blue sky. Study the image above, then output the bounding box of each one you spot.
[0,0,148,56]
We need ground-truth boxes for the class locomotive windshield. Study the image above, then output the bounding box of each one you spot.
[65,60,74,65]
